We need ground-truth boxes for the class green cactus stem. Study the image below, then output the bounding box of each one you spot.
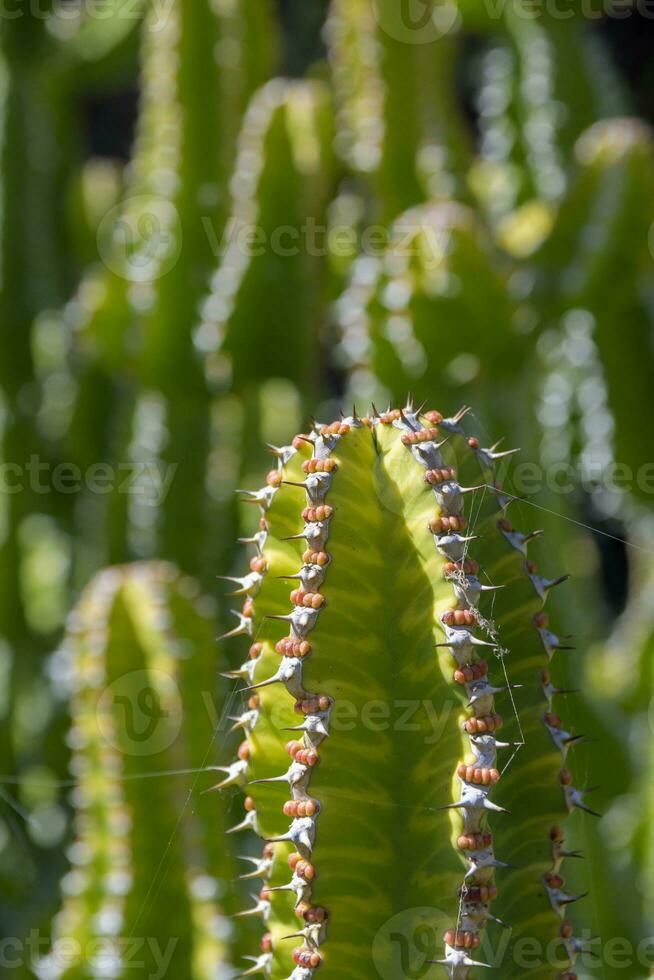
[197,77,335,396]
[219,403,594,980]
[46,561,235,979]
[325,0,468,218]
[65,0,280,581]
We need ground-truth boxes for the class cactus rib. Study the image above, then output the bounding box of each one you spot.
[45,562,234,979]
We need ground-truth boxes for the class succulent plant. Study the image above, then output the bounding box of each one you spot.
[6,0,652,967]
[219,403,595,980]
[45,561,235,979]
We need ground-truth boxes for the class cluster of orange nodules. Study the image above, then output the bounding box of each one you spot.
[533,610,549,629]
[467,436,480,449]
[276,637,312,658]
[444,559,480,577]
[294,695,332,715]
[544,711,563,729]
[454,660,488,685]
[303,458,338,474]
[303,549,330,566]
[290,589,325,609]
[283,798,319,818]
[247,694,259,710]
[260,932,273,953]
[559,768,573,787]
[457,764,500,786]
[525,559,539,575]
[457,831,493,851]
[424,410,444,424]
[250,555,267,574]
[428,515,468,534]
[444,930,480,950]
[249,642,263,660]
[238,741,251,761]
[242,598,255,618]
[442,608,477,627]
[401,426,439,446]
[302,504,333,522]
[243,796,256,812]
[464,714,503,734]
[285,740,319,767]
[320,421,350,437]
[296,904,328,923]
[379,409,402,424]
[425,467,456,485]
[460,883,498,903]
[289,852,316,881]
[544,872,565,890]
[293,948,322,969]
[266,469,283,487]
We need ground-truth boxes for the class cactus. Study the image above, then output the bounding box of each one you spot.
[196,76,335,401]
[325,0,469,218]
[4,0,653,969]
[64,0,281,585]
[531,118,654,509]
[336,200,521,427]
[219,404,594,979]
[0,3,145,936]
[583,524,654,950]
[45,561,235,978]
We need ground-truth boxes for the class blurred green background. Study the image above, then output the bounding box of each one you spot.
[1,0,654,976]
